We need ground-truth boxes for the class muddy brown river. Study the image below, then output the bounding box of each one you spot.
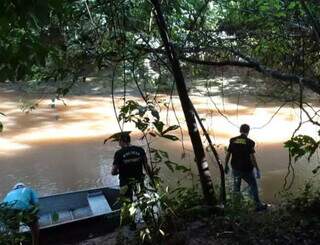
[0,87,319,203]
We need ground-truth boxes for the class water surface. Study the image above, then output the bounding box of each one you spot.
[0,88,319,203]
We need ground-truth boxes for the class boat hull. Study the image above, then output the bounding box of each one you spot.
[38,186,120,244]
[40,210,120,244]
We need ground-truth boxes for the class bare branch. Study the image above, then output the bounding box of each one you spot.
[181,57,255,68]
[300,105,320,126]
[111,64,123,132]
[181,50,320,95]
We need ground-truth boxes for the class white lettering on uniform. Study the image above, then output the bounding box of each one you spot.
[123,157,141,164]
[123,151,140,158]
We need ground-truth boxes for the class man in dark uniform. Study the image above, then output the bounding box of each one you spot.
[111,133,152,201]
[225,124,267,211]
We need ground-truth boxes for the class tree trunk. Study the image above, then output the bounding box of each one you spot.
[192,104,226,204]
[150,0,216,205]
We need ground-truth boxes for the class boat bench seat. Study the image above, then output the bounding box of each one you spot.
[39,207,93,227]
[39,213,52,227]
[56,210,73,223]
[87,191,112,215]
[72,207,92,219]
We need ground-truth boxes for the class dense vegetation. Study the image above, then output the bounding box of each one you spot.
[1,0,320,244]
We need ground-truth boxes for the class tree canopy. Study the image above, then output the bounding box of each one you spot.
[1,0,319,93]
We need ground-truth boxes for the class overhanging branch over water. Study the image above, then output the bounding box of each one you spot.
[137,45,320,95]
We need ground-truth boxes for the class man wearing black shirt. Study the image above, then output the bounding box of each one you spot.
[111,133,152,201]
[225,124,267,211]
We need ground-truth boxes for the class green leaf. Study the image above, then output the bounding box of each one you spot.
[162,134,179,141]
[164,160,175,172]
[137,106,147,117]
[284,135,320,162]
[52,212,59,222]
[159,150,169,159]
[150,108,160,120]
[162,125,180,135]
[149,132,157,137]
[288,2,297,10]
[152,150,162,163]
[103,131,131,144]
[175,164,191,173]
[153,120,164,133]
[312,166,320,174]
[136,119,148,132]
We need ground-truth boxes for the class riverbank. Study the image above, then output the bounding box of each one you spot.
[60,183,320,245]
[70,195,320,245]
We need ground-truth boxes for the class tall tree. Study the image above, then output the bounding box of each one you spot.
[150,0,216,205]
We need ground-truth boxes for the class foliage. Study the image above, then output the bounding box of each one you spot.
[120,182,320,244]
[104,131,132,143]
[0,203,36,244]
[120,176,202,244]
[0,0,66,81]
[284,133,320,173]
[150,147,190,178]
[118,100,179,141]
[214,0,320,77]
[1,0,319,86]
[191,183,320,245]
[120,184,168,244]
[107,99,198,243]
[283,182,320,216]
[112,115,199,244]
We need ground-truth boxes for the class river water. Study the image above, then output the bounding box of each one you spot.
[0,86,319,203]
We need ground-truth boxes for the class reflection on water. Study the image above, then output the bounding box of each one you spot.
[0,88,319,203]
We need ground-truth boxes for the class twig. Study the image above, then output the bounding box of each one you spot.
[132,60,148,103]
[252,102,287,129]
[111,64,122,132]
[284,80,304,190]
[205,81,239,128]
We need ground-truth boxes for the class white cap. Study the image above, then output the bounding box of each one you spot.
[13,182,26,190]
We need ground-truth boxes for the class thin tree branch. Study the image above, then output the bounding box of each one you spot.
[182,51,320,95]
[299,0,320,44]
[111,64,122,132]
